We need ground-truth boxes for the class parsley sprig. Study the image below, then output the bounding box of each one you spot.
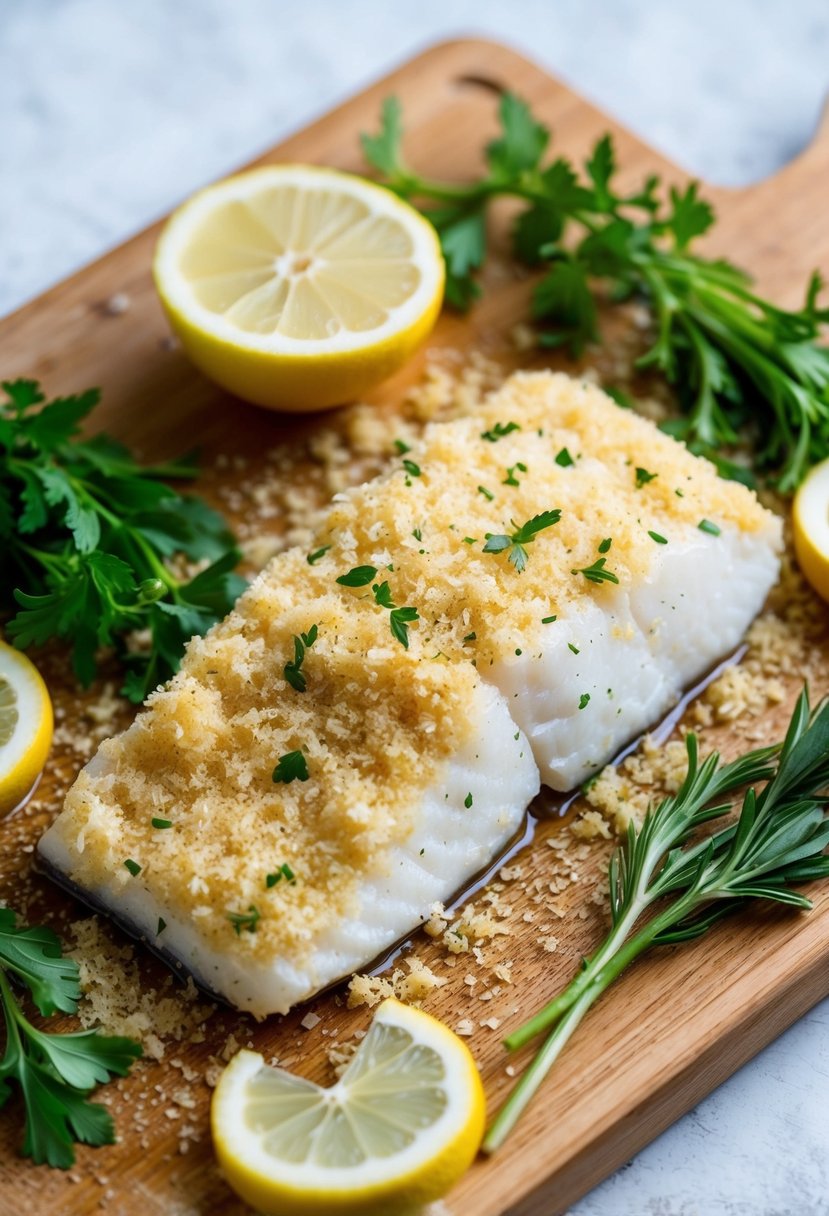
[363,96,829,489]
[0,380,245,701]
[0,909,142,1168]
[484,688,829,1151]
[483,510,561,573]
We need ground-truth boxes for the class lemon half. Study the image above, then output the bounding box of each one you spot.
[211,998,485,1215]
[793,457,829,602]
[0,641,53,815]
[153,166,444,411]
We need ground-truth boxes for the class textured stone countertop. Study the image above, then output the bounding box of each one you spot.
[2,2,829,1213]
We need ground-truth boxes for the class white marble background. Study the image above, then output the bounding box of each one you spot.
[2,2,829,1213]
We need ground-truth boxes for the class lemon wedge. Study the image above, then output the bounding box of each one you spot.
[0,641,53,815]
[153,165,444,411]
[211,998,485,1215]
[793,457,829,602]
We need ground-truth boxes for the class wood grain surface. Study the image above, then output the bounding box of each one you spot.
[2,37,829,1216]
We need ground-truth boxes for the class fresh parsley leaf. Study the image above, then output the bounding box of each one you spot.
[402,458,421,478]
[533,259,598,356]
[0,910,141,1167]
[578,693,591,710]
[389,605,419,649]
[283,624,319,693]
[307,544,331,565]
[1,380,242,701]
[481,421,521,442]
[698,518,721,536]
[486,93,549,179]
[266,863,296,889]
[369,581,419,646]
[372,581,395,609]
[573,556,620,585]
[483,510,561,573]
[360,96,406,179]
[598,537,612,553]
[648,530,668,544]
[272,750,309,784]
[554,447,574,467]
[227,906,260,936]
[364,95,829,490]
[336,565,377,587]
[635,467,658,488]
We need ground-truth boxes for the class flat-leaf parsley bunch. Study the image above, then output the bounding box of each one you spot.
[0,908,142,1167]
[363,95,829,490]
[0,379,246,701]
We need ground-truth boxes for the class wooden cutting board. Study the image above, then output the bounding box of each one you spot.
[2,37,829,1216]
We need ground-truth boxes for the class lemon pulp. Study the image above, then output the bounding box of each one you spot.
[793,457,829,603]
[211,997,485,1215]
[0,641,53,815]
[154,166,444,411]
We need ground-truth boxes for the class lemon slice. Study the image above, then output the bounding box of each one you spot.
[153,166,444,411]
[211,998,485,1215]
[793,457,829,602]
[0,641,53,815]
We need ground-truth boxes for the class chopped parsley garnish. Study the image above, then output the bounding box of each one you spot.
[463,631,477,643]
[157,918,166,935]
[481,421,521,442]
[503,461,528,487]
[402,459,421,478]
[123,859,141,877]
[568,642,580,654]
[635,467,658,488]
[283,624,319,693]
[578,693,591,710]
[573,556,619,585]
[598,537,612,553]
[372,581,394,608]
[371,581,420,648]
[555,447,574,467]
[336,565,377,587]
[272,750,309,784]
[648,530,668,544]
[151,817,172,830]
[266,863,296,888]
[412,527,422,541]
[464,792,474,808]
[698,518,721,536]
[227,906,260,936]
[482,509,562,573]
[394,438,411,454]
[477,485,495,502]
[542,614,557,624]
[463,536,477,544]
[307,545,331,565]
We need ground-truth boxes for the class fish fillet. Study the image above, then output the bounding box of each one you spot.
[39,372,781,1014]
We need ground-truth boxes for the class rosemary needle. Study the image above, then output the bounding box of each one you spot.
[484,688,829,1152]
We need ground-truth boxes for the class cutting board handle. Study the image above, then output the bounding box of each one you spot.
[748,93,829,200]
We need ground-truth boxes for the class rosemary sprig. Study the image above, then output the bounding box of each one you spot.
[483,688,829,1152]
